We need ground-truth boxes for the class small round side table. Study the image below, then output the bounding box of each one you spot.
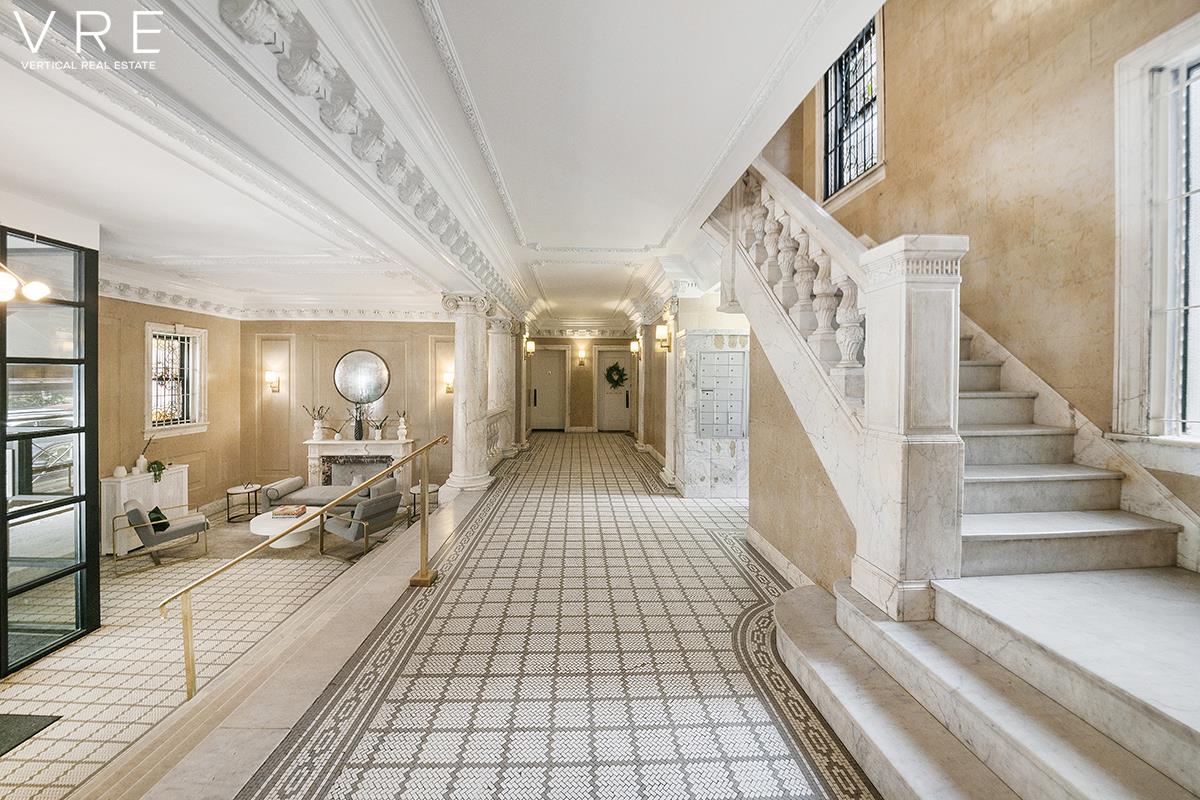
[407,483,441,519]
[226,483,261,522]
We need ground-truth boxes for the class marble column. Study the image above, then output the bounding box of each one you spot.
[517,324,531,451]
[444,293,494,491]
[852,235,969,621]
[659,299,679,487]
[635,326,648,450]
[488,316,518,457]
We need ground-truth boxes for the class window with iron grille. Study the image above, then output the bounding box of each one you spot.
[145,324,207,435]
[823,19,879,199]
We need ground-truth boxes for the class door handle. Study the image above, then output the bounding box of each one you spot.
[625,391,629,409]
[533,388,538,407]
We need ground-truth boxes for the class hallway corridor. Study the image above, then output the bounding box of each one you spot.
[236,433,875,800]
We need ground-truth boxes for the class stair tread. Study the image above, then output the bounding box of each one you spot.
[959,390,1038,399]
[964,464,1125,483]
[934,569,1200,744]
[962,509,1180,539]
[960,423,1074,436]
[774,587,1021,800]
[837,582,1196,800]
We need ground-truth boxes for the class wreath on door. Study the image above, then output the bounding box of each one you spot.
[604,362,628,389]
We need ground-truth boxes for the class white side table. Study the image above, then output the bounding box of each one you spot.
[248,507,320,549]
[226,484,261,522]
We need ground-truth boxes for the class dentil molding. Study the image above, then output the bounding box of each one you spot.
[216,0,526,316]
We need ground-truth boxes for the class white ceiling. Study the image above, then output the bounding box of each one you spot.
[0,0,878,326]
[428,0,839,253]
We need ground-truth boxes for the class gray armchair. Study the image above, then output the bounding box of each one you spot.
[319,490,406,561]
[115,499,209,566]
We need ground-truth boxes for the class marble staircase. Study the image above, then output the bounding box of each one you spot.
[956,333,1180,576]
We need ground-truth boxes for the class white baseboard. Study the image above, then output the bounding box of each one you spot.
[641,446,666,466]
[746,524,814,589]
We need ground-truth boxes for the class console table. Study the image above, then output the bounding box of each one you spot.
[100,464,189,555]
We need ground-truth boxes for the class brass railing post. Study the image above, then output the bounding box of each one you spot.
[410,449,438,587]
[181,591,197,700]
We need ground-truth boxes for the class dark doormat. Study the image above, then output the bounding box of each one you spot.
[0,714,59,757]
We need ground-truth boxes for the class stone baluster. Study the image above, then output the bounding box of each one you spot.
[774,217,799,310]
[807,250,841,364]
[748,192,768,266]
[789,231,817,332]
[741,174,761,250]
[830,276,865,398]
[761,194,782,286]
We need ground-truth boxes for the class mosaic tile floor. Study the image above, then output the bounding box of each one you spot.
[0,535,347,800]
[241,433,878,800]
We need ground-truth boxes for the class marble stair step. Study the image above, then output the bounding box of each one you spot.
[961,424,1076,465]
[959,391,1038,425]
[963,464,1124,513]
[933,569,1200,796]
[961,510,1179,576]
[834,580,1197,800]
[773,585,1020,800]
[959,360,1003,391]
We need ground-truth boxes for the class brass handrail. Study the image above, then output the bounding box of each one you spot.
[158,434,448,698]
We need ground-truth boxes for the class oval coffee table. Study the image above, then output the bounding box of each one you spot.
[249,506,321,549]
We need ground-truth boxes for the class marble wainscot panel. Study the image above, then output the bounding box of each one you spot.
[676,330,750,498]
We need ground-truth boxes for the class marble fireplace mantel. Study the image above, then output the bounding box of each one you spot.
[304,438,415,488]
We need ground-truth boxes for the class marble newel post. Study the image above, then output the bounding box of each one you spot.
[852,235,970,621]
[488,316,519,457]
[444,293,494,491]
[659,298,679,487]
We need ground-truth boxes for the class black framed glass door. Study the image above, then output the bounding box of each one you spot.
[0,226,99,675]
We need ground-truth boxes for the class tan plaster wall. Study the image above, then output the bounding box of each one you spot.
[748,334,856,591]
[527,338,634,430]
[239,320,455,485]
[641,324,668,458]
[762,0,1200,431]
[1149,469,1200,517]
[98,298,242,506]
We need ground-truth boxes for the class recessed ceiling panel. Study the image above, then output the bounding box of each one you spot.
[532,262,636,320]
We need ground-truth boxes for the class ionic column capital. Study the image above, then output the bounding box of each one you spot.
[442,292,493,316]
[487,316,516,335]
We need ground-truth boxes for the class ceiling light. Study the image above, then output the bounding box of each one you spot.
[0,287,16,303]
[0,272,17,294]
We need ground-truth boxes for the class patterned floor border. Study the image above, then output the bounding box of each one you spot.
[236,433,878,799]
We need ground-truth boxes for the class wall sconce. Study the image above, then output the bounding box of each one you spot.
[577,347,587,367]
[443,370,454,394]
[264,370,281,393]
[655,324,671,352]
[629,339,641,360]
[525,339,536,359]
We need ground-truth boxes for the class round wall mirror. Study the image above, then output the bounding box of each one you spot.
[333,349,390,404]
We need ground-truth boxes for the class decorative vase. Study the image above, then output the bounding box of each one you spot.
[135,454,148,472]
[354,417,365,441]
[312,420,325,440]
[395,417,408,441]
[113,465,127,478]
[334,432,344,441]
[372,429,382,441]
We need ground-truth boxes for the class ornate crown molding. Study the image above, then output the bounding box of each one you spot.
[99,276,451,322]
[216,0,526,315]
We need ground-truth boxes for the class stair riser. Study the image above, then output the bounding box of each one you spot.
[934,589,1200,796]
[959,336,972,362]
[959,364,1001,391]
[961,531,1178,576]
[964,434,1075,465]
[958,396,1035,425]
[836,595,1080,800]
[963,478,1122,513]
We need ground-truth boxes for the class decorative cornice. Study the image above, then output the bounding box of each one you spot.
[216,0,526,315]
[99,277,451,322]
[441,292,493,316]
[530,327,634,340]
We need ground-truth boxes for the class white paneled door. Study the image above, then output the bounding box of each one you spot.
[597,351,631,432]
[530,349,566,430]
